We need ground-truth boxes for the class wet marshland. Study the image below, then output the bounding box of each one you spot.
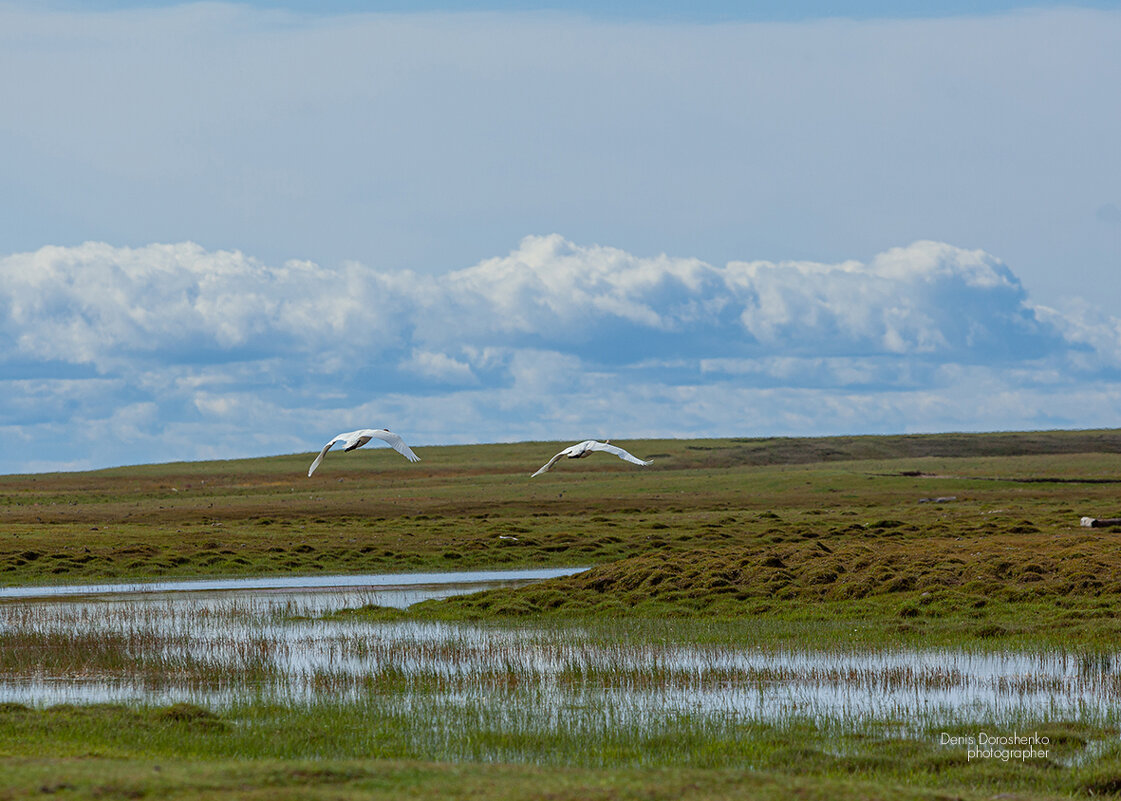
[2,570,1119,734]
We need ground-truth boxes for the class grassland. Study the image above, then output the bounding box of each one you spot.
[5,431,1121,644]
[3,701,1121,800]
[5,429,1121,798]
[3,430,1121,583]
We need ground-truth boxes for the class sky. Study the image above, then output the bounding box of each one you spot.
[1,1,1120,474]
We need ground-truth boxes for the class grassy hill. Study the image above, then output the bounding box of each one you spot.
[2,428,1121,594]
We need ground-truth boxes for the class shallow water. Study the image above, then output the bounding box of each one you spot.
[1,570,1119,727]
[0,566,586,600]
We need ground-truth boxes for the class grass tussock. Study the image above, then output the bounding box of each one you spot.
[418,535,1121,613]
[399,536,1121,646]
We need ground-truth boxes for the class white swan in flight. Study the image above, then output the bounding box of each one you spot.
[307,429,420,477]
[531,440,652,477]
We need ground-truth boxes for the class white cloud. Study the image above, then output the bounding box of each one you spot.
[1033,299,1121,366]
[0,242,411,370]
[724,240,1041,358]
[1,235,1120,473]
[401,349,477,384]
[1,235,1059,372]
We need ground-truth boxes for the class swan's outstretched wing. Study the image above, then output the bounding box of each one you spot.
[531,450,567,477]
[587,441,653,467]
[307,434,347,477]
[368,429,420,462]
[308,428,418,476]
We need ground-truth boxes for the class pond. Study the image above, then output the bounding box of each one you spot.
[0,566,586,602]
[1,568,1119,730]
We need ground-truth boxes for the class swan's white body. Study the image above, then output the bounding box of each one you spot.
[531,440,652,477]
[307,429,420,477]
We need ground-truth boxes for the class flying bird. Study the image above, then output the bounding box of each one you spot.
[531,440,652,477]
[307,429,420,477]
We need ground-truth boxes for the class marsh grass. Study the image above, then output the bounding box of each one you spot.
[398,535,1121,648]
[5,592,1121,738]
[2,697,1121,800]
[7,431,1121,798]
[0,757,1015,801]
[4,430,1121,590]
[2,636,1120,800]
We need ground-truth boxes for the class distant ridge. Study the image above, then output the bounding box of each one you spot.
[6,428,1121,478]
[686,429,1121,468]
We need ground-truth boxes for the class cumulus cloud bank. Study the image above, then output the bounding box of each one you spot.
[0,236,1117,473]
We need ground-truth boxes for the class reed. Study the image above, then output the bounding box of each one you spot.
[4,593,1121,737]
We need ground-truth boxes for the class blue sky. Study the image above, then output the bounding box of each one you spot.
[1,1,1120,473]
[38,0,1121,21]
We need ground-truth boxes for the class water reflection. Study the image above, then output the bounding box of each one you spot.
[0,566,586,600]
[1,571,1119,727]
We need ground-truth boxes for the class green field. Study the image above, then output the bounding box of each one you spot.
[4,430,1121,799]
